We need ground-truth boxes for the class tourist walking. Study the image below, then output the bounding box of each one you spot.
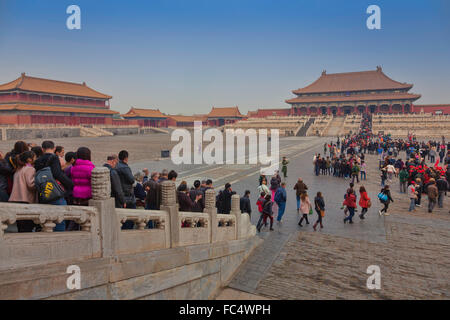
[313,192,325,231]
[407,181,418,212]
[436,175,448,208]
[360,160,367,181]
[378,185,394,216]
[281,157,289,179]
[257,194,274,232]
[298,192,311,227]
[256,192,267,231]
[257,178,269,196]
[427,179,438,213]
[293,178,308,213]
[399,167,409,193]
[270,172,281,201]
[358,186,371,219]
[343,189,357,224]
[274,182,287,223]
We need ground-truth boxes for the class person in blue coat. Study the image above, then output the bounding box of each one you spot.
[275,182,287,223]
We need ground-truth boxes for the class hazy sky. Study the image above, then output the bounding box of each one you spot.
[1,0,449,115]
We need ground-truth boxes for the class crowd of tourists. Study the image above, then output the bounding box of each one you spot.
[1,116,448,234]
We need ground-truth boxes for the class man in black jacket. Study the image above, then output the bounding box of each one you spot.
[115,150,136,230]
[34,141,74,231]
[103,155,125,208]
[116,150,136,208]
[222,183,235,214]
[240,190,252,217]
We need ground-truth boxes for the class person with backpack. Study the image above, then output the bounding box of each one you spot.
[8,151,37,232]
[298,192,311,227]
[257,194,274,232]
[378,185,394,216]
[313,192,325,231]
[34,141,74,232]
[358,186,371,220]
[270,172,281,200]
[274,182,287,223]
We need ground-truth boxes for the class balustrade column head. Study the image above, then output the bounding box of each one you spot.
[91,167,111,201]
[204,189,216,210]
[161,180,176,206]
[231,194,240,213]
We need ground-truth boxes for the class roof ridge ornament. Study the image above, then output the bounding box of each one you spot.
[376,66,382,72]
[322,70,327,76]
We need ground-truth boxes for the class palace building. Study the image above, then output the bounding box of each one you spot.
[286,67,423,116]
[0,73,119,125]
[206,106,244,126]
[122,107,169,127]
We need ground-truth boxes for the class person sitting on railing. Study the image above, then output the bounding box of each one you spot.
[9,151,37,232]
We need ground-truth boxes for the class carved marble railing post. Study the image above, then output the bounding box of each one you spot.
[231,194,241,240]
[203,189,217,243]
[160,180,179,248]
[89,166,118,257]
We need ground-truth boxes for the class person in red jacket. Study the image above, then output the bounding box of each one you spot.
[358,186,371,220]
[343,189,357,224]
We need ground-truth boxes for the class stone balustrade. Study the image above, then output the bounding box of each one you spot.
[0,168,257,273]
[0,203,101,270]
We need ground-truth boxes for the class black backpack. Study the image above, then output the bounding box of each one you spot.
[35,164,64,204]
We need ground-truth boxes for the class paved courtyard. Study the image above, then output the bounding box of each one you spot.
[218,139,450,300]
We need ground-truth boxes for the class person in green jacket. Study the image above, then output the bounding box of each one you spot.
[281,157,289,178]
[399,167,409,193]
[351,162,360,184]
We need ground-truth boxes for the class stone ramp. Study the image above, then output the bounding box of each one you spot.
[323,116,345,136]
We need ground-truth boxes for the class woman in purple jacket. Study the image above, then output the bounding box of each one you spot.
[70,147,95,206]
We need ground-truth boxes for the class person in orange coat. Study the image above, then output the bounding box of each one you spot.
[358,186,371,220]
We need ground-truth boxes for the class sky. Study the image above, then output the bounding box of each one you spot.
[0,0,450,115]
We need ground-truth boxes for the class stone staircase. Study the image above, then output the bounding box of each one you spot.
[323,116,345,137]
[297,117,315,136]
[80,126,114,137]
